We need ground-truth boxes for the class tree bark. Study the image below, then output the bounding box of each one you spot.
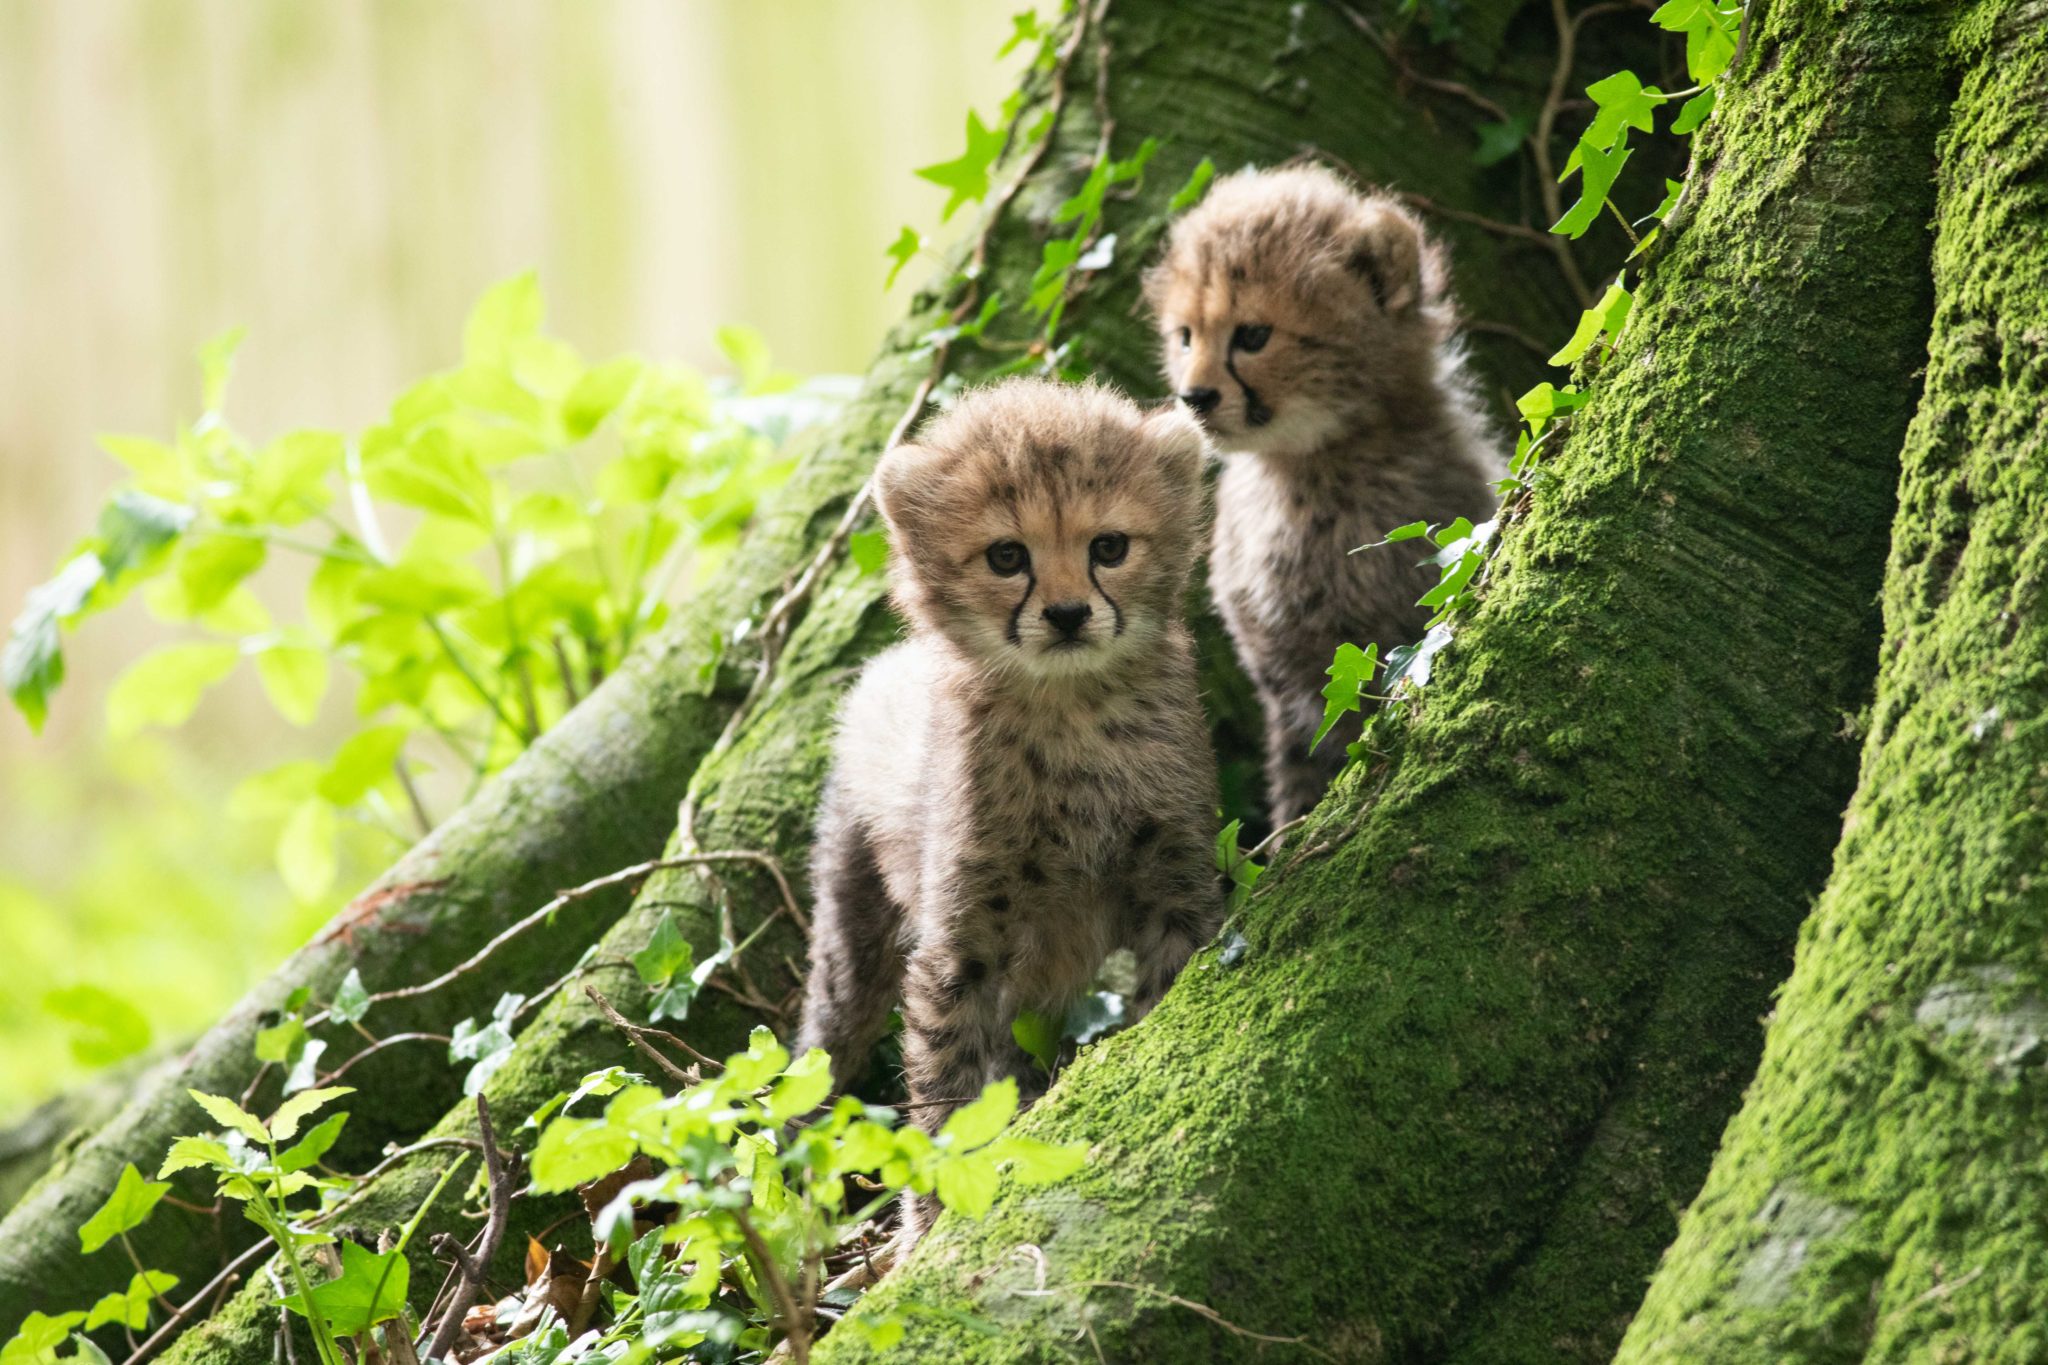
[1616,6,2048,1359]
[147,0,1625,1358]
[818,2,1949,1361]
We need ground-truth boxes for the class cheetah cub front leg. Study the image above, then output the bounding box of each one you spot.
[796,377,1224,1253]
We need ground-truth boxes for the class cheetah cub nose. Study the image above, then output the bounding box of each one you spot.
[1042,601,1092,639]
[1179,386,1221,416]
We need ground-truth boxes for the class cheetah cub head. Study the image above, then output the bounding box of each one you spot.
[1144,164,1455,457]
[875,378,1207,682]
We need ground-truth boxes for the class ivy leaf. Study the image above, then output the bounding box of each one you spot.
[883,227,923,290]
[1548,280,1635,367]
[1168,156,1216,212]
[633,911,694,990]
[916,111,1006,222]
[4,553,104,732]
[1384,521,1430,543]
[1672,87,1717,135]
[560,356,643,440]
[83,1271,181,1332]
[986,1135,1087,1182]
[1583,71,1660,151]
[1314,642,1379,750]
[529,1115,640,1195]
[1552,138,1633,239]
[78,1164,171,1254]
[1,1313,86,1365]
[1385,623,1457,694]
[997,8,1045,58]
[329,968,372,1025]
[463,271,544,368]
[1472,115,1533,167]
[1652,0,1740,81]
[1644,177,1686,225]
[268,1085,354,1142]
[173,534,266,613]
[278,1240,410,1334]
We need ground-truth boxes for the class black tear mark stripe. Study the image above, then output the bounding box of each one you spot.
[1006,569,1037,645]
[1225,350,1272,428]
[1088,561,1125,636]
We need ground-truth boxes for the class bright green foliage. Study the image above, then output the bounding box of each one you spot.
[1617,9,2048,1357]
[75,1163,169,1254]
[276,1242,409,1337]
[1314,642,1379,750]
[915,110,1008,221]
[1548,278,1633,367]
[518,1042,1082,1357]
[4,273,833,906]
[82,1272,179,1332]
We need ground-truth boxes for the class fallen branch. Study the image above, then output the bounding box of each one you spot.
[422,1097,518,1363]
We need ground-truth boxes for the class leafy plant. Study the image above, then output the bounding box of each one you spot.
[3,274,845,905]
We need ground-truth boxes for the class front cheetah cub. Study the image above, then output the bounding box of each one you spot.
[796,378,1222,1241]
[1145,165,1501,826]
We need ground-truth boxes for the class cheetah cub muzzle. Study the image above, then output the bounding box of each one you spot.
[1145,164,1503,826]
[796,377,1224,1246]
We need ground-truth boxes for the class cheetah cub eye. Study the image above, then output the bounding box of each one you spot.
[986,540,1029,576]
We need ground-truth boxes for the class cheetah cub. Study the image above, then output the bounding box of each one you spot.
[1145,164,1501,826]
[796,378,1222,1242]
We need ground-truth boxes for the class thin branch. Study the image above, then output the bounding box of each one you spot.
[1466,318,1558,360]
[422,1097,517,1363]
[1017,1279,1339,1361]
[119,1239,270,1365]
[318,1032,451,1086]
[1331,2,1512,122]
[586,986,716,1083]
[735,1206,809,1365]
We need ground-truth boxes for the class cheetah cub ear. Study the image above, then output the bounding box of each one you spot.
[1139,401,1212,489]
[1344,200,1429,315]
[871,441,950,539]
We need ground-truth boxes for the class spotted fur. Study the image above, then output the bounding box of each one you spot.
[796,378,1223,1244]
[1143,165,1503,824]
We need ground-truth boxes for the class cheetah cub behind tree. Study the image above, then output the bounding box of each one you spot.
[796,378,1223,1242]
[1145,164,1502,827]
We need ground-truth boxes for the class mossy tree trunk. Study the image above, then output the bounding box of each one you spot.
[1615,6,2048,1359]
[819,2,1951,1361]
[145,0,1639,1358]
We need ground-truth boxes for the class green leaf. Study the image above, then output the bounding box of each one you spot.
[157,1136,231,1178]
[1583,71,1660,151]
[318,725,409,806]
[1547,281,1635,367]
[765,1049,835,1122]
[188,1090,271,1145]
[934,1150,1000,1216]
[997,7,1044,57]
[173,534,266,613]
[276,797,339,903]
[268,1085,354,1141]
[883,227,923,290]
[255,642,328,725]
[1472,116,1533,167]
[1168,156,1216,212]
[849,529,889,575]
[561,356,643,440]
[529,1115,639,1194]
[633,911,694,989]
[915,110,1006,221]
[1552,138,1633,239]
[366,430,493,525]
[4,554,104,731]
[106,643,239,738]
[98,434,182,490]
[1645,177,1686,224]
[1011,1010,1059,1071]
[1671,87,1717,135]
[1313,642,1379,750]
[277,1112,349,1173]
[96,490,193,581]
[198,328,245,414]
[464,270,544,367]
[941,1077,1018,1150]
[329,968,372,1025]
[987,1134,1087,1183]
[83,1270,180,1332]
[78,1163,171,1254]
[278,1240,410,1333]
[1,1313,86,1365]
[42,986,152,1067]
[1384,521,1430,543]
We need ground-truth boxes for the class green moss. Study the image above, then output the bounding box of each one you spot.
[1615,6,2048,1361]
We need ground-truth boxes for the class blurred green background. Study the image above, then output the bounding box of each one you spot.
[0,0,1013,1122]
